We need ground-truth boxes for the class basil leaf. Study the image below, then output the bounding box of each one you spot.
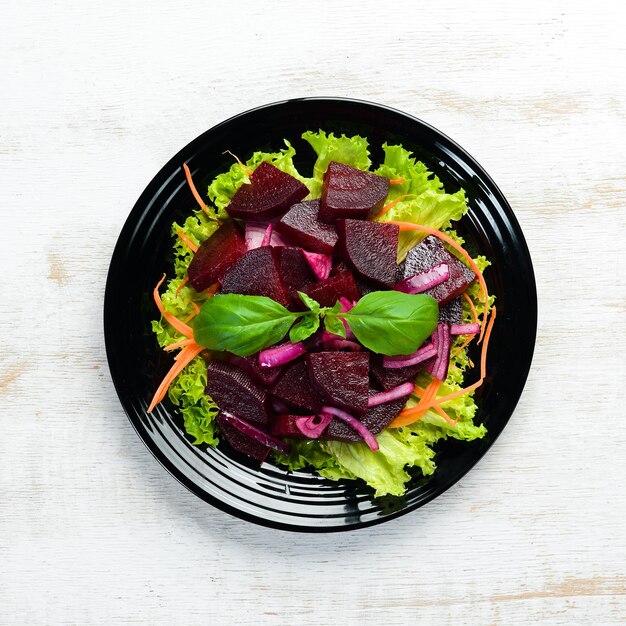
[342,291,438,355]
[289,312,320,343]
[323,315,346,338]
[298,291,321,313]
[194,294,296,356]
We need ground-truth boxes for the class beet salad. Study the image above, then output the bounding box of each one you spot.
[150,131,495,497]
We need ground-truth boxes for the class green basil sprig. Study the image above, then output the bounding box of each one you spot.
[193,290,438,357]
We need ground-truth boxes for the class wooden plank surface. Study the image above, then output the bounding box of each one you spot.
[1,1,625,624]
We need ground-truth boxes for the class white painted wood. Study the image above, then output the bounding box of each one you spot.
[1,0,625,624]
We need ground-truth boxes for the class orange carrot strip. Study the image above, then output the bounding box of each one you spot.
[153,275,194,339]
[463,292,479,325]
[452,336,474,358]
[182,162,212,217]
[163,338,194,352]
[223,150,253,176]
[147,343,204,412]
[433,404,458,426]
[177,230,198,253]
[390,379,441,428]
[175,276,189,298]
[375,194,414,220]
[389,178,406,185]
[191,301,201,313]
[204,283,219,297]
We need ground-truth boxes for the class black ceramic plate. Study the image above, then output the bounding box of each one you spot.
[105,98,536,532]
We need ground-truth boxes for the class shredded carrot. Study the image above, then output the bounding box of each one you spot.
[182,162,212,218]
[177,230,198,253]
[164,338,194,352]
[390,379,441,428]
[375,194,414,220]
[452,336,473,358]
[463,292,479,326]
[433,404,458,426]
[389,178,406,185]
[147,342,204,412]
[153,275,194,339]
[223,149,252,176]
[191,301,201,313]
[183,301,201,323]
[175,276,189,298]
[204,283,219,297]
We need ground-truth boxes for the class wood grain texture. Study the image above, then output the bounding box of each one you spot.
[1,1,625,624]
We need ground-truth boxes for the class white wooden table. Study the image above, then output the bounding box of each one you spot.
[2,1,625,624]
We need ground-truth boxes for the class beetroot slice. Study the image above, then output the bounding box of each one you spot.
[323,388,409,442]
[402,236,476,305]
[319,162,390,222]
[187,220,246,291]
[225,354,282,386]
[268,414,308,438]
[439,297,463,324]
[337,219,399,288]
[276,246,316,308]
[205,361,270,424]
[216,413,269,462]
[300,268,361,307]
[225,160,308,220]
[276,200,338,254]
[306,352,370,415]
[271,360,324,413]
[369,354,424,391]
[220,246,290,307]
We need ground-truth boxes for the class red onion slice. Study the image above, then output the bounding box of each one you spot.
[325,339,362,352]
[302,251,332,280]
[260,223,273,247]
[382,343,437,369]
[245,222,270,250]
[368,382,414,407]
[395,262,450,294]
[259,342,306,368]
[425,323,451,381]
[322,406,379,451]
[220,412,291,454]
[295,413,333,439]
[450,323,480,335]
[338,297,355,312]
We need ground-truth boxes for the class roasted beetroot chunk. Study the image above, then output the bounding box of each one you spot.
[306,352,370,415]
[438,296,463,324]
[276,200,338,254]
[369,355,424,391]
[276,246,316,306]
[300,268,361,307]
[216,412,269,462]
[187,220,246,291]
[220,246,290,307]
[402,236,476,305]
[271,360,324,413]
[319,162,390,222]
[324,389,408,442]
[225,161,309,220]
[205,361,270,424]
[268,414,308,438]
[337,219,399,288]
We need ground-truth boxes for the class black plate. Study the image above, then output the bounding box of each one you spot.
[104,98,536,532]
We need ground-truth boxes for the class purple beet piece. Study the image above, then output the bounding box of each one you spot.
[205,361,270,424]
[306,352,370,415]
[438,297,463,324]
[225,354,283,386]
[337,219,399,288]
[271,360,324,413]
[402,236,476,305]
[225,160,309,220]
[369,354,424,391]
[268,414,308,438]
[356,276,380,297]
[323,388,409,442]
[300,268,361,307]
[216,412,269,462]
[220,246,290,307]
[319,162,390,222]
[276,246,316,307]
[187,220,246,291]
[275,200,339,254]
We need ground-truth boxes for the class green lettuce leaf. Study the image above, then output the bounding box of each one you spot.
[302,130,371,196]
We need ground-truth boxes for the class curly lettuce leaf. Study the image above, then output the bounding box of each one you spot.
[302,130,371,196]
[207,141,312,215]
